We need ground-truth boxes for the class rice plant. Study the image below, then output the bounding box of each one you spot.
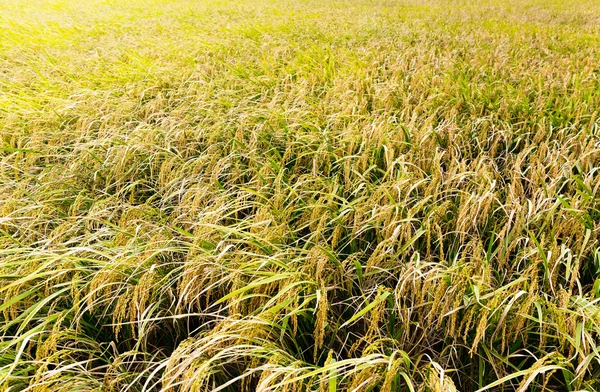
[1,0,599,390]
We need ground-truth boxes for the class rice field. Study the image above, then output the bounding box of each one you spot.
[1,0,600,390]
